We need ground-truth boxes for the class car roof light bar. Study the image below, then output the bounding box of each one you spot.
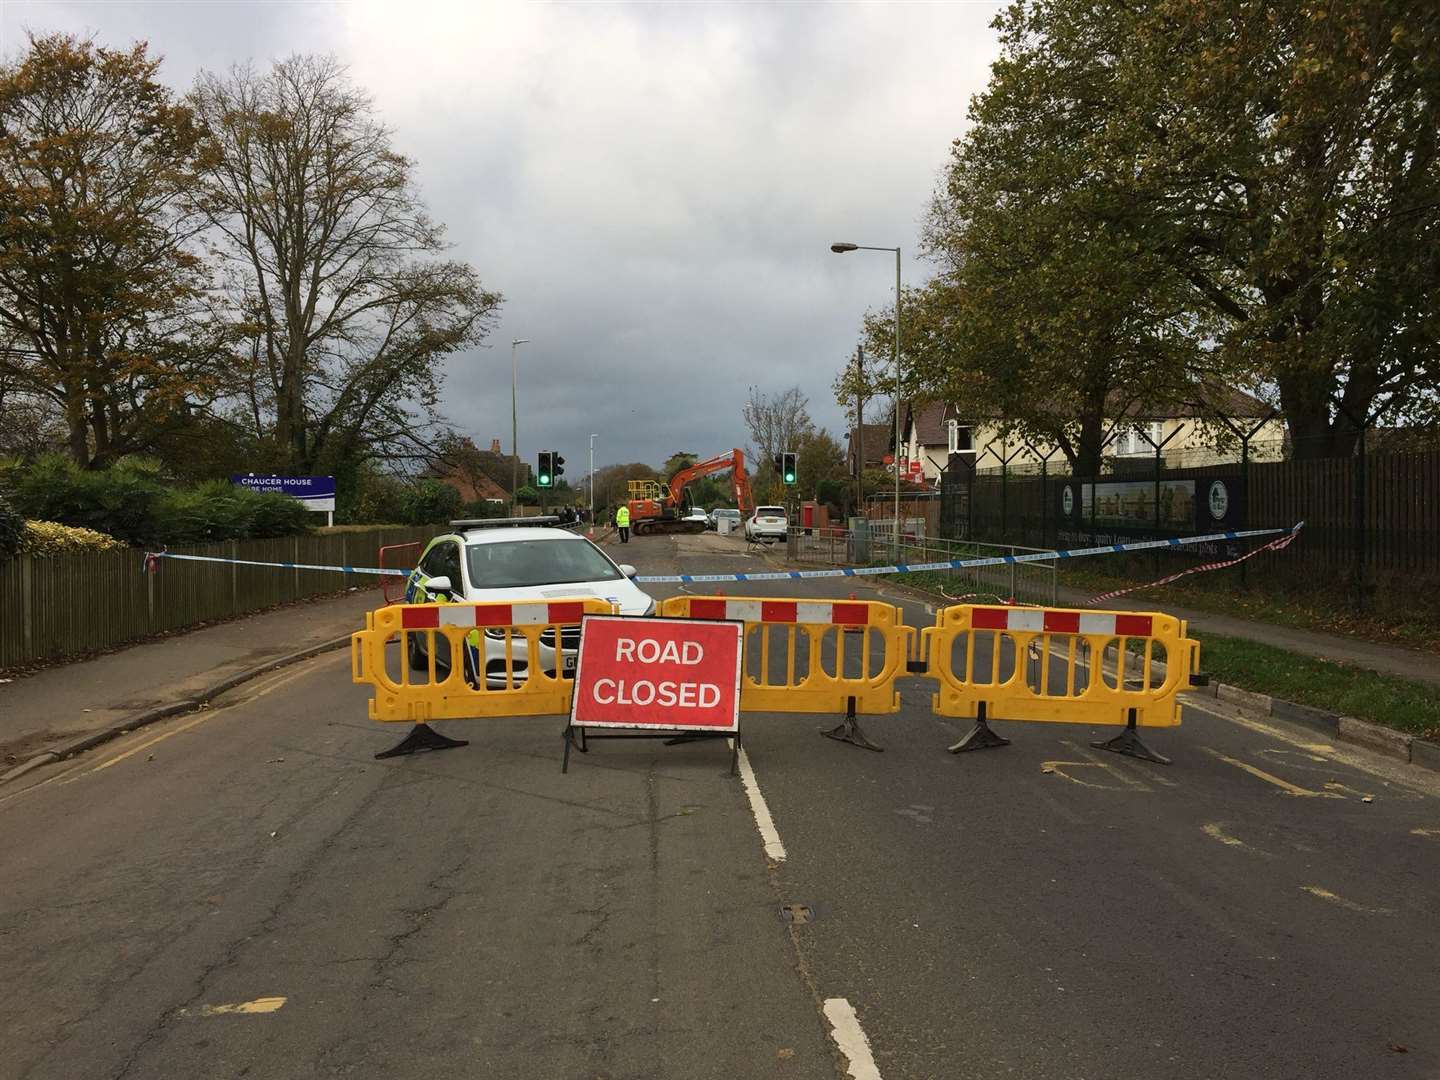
[449,516,561,531]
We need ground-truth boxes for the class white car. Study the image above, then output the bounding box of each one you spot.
[404,519,654,687]
[745,505,788,542]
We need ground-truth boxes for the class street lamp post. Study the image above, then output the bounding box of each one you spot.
[510,338,530,513]
[831,242,902,556]
[589,433,598,536]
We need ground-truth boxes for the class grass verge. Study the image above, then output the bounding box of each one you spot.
[1195,631,1440,742]
[1057,561,1440,653]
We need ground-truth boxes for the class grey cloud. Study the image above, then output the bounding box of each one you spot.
[2,0,1001,471]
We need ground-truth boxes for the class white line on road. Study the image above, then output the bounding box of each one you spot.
[736,745,786,861]
[823,998,883,1080]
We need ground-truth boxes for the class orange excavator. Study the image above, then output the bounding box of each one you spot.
[627,449,754,536]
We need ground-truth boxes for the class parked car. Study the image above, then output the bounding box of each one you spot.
[405,519,654,686]
[745,505,788,542]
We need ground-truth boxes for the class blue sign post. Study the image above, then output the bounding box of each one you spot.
[231,475,337,525]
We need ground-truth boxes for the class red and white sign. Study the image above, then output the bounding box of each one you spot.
[908,460,923,474]
[571,615,743,732]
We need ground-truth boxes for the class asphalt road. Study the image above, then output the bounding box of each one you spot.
[3,531,1438,1080]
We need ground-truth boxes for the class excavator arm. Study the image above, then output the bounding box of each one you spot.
[628,448,753,535]
[666,449,752,512]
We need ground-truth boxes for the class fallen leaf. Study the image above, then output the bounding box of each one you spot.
[1388,1043,1408,1054]
[777,1048,795,1060]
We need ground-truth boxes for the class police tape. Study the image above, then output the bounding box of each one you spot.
[142,550,411,576]
[141,523,1301,584]
[633,524,1302,583]
[1084,525,1302,605]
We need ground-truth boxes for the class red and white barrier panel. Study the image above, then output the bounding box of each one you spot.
[970,606,1154,637]
[400,602,588,629]
[687,599,873,626]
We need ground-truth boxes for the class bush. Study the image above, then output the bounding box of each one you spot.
[5,455,312,545]
[20,521,127,557]
[399,480,462,525]
[0,494,22,557]
[343,470,409,525]
[460,499,510,519]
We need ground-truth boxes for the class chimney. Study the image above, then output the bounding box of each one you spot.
[490,438,502,454]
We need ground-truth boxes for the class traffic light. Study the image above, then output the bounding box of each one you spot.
[781,451,797,486]
[553,453,565,481]
[773,453,784,475]
[537,451,553,488]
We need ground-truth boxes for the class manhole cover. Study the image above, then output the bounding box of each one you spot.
[780,903,814,924]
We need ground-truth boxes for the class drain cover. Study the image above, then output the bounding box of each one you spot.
[780,903,814,924]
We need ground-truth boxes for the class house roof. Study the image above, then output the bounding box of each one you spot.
[846,424,892,464]
[905,401,951,446]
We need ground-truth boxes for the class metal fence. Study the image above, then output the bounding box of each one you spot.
[945,438,1440,610]
[0,526,435,670]
[787,526,1058,606]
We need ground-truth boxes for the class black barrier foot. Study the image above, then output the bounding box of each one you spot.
[561,724,585,773]
[374,723,469,760]
[821,696,884,752]
[948,703,1011,753]
[1091,709,1171,765]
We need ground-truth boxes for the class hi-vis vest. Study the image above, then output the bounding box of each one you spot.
[615,506,631,527]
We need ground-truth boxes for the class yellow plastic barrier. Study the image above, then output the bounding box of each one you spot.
[921,603,1200,761]
[658,596,914,717]
[351,597,615,723]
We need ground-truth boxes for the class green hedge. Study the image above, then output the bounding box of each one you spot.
[6,457,312,545]
[0,494,22,557]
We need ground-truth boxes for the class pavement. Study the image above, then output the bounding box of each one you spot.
[3,532,1440,1078]
[0,585,387,768]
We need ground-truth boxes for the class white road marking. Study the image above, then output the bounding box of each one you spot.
[823,998,883,1080]
[736,745,785,862]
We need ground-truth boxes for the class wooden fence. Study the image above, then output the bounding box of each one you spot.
[0,526,434,670]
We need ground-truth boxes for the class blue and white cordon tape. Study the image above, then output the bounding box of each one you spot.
[142,524,1301,584]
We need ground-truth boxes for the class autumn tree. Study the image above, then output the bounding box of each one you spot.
[0,33,230,467]
[915,0,1440,460]
[795,428,847,503]
[190,55,501,476]
[742,385,813,499]
[1117,0,1440,455]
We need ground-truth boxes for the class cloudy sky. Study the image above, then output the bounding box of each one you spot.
[0,1,1003,472]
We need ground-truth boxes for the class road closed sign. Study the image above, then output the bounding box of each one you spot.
[571,615,742,732]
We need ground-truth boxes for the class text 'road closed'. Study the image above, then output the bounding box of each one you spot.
[571,615,743,732]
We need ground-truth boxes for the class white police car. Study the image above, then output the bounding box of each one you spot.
[405,518,655,686]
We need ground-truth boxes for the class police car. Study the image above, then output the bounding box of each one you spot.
[405,518,655,686]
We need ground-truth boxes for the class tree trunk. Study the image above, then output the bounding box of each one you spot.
[1277,373,1363,460]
